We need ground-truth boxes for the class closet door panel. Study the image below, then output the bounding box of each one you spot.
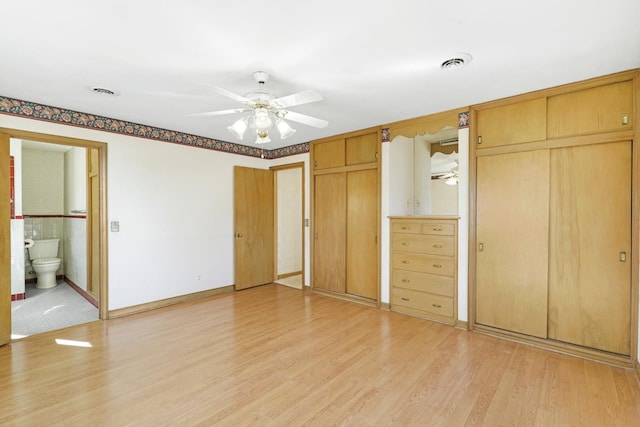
[548,141,631,355]
[313,173,346,293]
[476,150,550,338]
[346,169,378,299]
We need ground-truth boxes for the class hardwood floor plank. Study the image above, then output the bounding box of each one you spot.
[1,284,639,426]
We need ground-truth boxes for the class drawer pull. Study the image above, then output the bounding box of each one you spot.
[432,244,442,248]
[401,279,410,283]
[433,264,442,268]
[401,226,409,230]
[401,260,410,264]
[432,304,442,309]
[433,228,443,231]
[401,297,410,301]
[401,242,410,246]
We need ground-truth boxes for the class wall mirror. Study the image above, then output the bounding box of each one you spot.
[388,127,458,216]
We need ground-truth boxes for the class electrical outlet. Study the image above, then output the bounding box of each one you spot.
[110,221,120,232]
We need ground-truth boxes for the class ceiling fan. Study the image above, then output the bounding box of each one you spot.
[193,71,328,144]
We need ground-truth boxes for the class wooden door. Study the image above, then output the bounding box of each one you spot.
[0,133,10,346]
[476,149,550,338]
[313,173,346,293]
[234,166,274,290]
[548,141,631,355]
[346,168,377,299]
[86,148,100,299]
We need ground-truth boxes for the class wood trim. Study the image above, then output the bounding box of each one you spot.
[631,71,640,365]
[277,271,302,280]
[455,320,469,331]
[383,107,467,141]
[64,277,98,308]
[312,161,377,176]
[0,128,107,149]
[467,108,479,333]
[270,161,306,287]
[474,324,633,369]
[0,127,109,321]
[108,285,234,319]
[312,288,378,308]
[476,129,635,157]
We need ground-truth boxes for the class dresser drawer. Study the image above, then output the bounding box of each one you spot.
[392,234,454,256]
[392,288,454,317]
[392,252,454,276]
[391,222,421,234]
[422,223,455,236]
[392,269,454,297]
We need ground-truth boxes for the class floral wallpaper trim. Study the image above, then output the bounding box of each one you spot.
[0,95,310,159]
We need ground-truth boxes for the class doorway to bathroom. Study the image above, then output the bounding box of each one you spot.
[0,129,108,345]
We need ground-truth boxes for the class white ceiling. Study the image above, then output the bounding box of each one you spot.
[2,1,639,150]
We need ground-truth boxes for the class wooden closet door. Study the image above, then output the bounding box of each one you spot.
[313,173,346,293]
[476,150,550,338]
[346,168,377,299]
[548,141,631,355]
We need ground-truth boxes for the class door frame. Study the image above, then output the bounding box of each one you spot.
[270,162,305,287]
[0,127,109,321]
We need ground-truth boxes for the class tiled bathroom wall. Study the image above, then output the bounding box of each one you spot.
[63,217,87,290]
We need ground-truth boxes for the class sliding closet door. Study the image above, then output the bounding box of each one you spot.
[313,173,346,293]
[476,149,550,338]
[346,168,378,299]
[548,141,631,355]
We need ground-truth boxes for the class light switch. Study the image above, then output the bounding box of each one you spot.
[111,221,120,232]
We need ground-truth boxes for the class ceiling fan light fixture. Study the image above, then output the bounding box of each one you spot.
[254,107,274,134]
[276,118,296,139]
[254,134,271,144]
[227,116,248,139]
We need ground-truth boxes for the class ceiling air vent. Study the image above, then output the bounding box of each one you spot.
[90,87,119,96]
[440,53,472,70]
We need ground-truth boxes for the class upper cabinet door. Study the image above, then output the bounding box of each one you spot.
[313,138,345,170]
[547,80,633,139]
[476,98,547,148]
[346,132,378,165]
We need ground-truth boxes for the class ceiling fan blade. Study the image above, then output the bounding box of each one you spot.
[189,108,249,117]
[270,90,322,109]
[201,83,253,105]
[278,110,328,128]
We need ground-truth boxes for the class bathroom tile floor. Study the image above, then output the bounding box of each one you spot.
[10,281,99,339]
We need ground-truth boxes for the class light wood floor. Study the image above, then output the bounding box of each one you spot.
[1,284,639,426]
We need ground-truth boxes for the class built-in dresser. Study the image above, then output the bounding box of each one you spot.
[389,216,458,325]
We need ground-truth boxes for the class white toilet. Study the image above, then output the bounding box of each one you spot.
[27,238,62,289]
